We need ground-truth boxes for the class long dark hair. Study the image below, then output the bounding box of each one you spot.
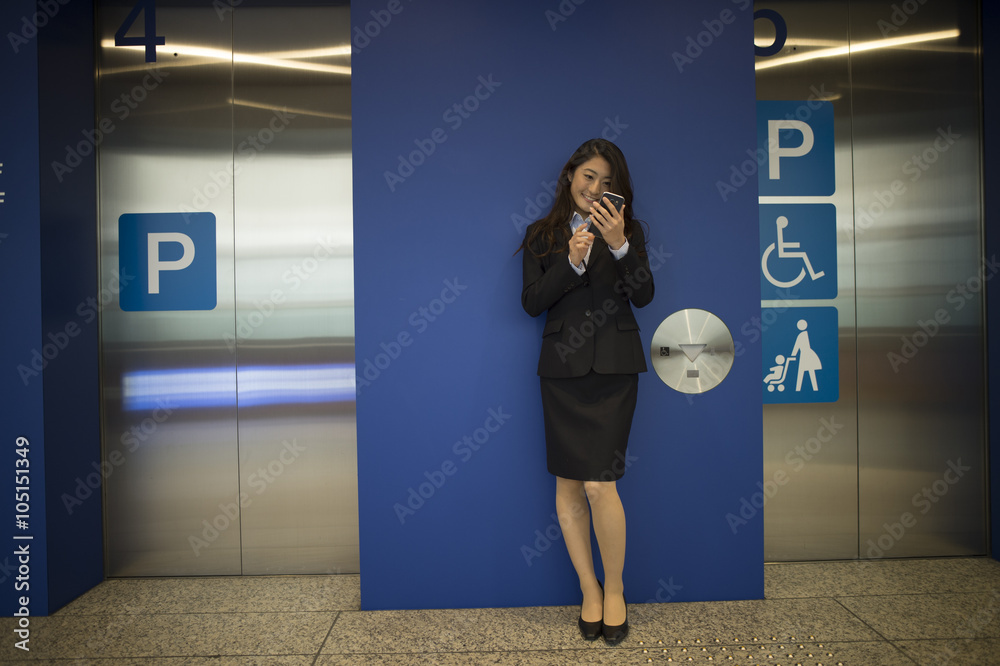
[518,138,646,258]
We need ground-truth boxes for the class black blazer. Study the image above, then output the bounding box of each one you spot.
[521,221,654,378]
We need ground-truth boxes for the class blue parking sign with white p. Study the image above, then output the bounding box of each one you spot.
[757,100,835,196]
[760,203,837,301]
[119,212,217,311]
[762,306,838,404]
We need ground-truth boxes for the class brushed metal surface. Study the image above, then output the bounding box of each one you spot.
[98,3,241,575]
[756,0,986,561]
[849,0,985,558]
[756,0,860,561]
[98,1,358,576]
[649,309,735,394]
[232,5,358,574]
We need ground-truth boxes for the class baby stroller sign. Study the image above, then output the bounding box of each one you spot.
[762,307,839,404]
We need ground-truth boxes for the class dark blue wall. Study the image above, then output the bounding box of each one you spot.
[985,1,999,561]
[0,0,48,617]
[0,0,101,616]
[353,0,763,609]
[37,0,102,611]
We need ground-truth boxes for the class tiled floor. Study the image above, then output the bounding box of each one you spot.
[2,558,999,664]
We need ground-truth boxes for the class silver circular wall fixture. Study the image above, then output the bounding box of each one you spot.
[650,309,735,394]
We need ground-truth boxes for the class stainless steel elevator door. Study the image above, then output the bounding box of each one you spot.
[757,0,986,561]
[232,5,356,575]
[849,0,985,559]
[98,1,357,576]
[757,0,860,561]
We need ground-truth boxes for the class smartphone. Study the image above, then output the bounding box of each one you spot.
[599,191,625,212]
[584,192,625,237]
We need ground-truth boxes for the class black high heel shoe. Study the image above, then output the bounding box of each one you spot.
[578,614,603,641]
[578,581,603,641]
[602,592,628,646]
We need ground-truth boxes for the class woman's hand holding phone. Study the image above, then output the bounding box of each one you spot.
[588,192,627,251]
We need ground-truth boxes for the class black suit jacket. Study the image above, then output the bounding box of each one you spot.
[521,221,654,378]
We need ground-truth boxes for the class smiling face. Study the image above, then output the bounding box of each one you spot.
[567,156,613,218]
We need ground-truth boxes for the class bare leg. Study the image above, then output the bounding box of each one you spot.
[585,480,627,627]
[555,476,603,622]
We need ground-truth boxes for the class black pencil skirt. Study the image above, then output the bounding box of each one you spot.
[539,371,638,481]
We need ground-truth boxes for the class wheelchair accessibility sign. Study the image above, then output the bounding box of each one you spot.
[760,204,837,300]
[762,306,838,404]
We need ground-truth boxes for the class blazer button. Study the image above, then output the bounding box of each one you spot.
[585,310,592,317]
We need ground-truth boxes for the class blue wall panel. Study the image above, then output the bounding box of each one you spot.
[353,0,762,609]
[1,0,101,619]
[984,2,999,562]
[37,0,102,611]
[1,0,49,619]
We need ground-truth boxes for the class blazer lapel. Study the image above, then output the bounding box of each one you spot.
[585,236,609,274]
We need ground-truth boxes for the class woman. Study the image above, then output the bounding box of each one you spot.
[791,318,821,391]
[519,138,654,645]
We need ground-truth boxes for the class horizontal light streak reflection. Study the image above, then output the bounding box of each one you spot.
[123,364,356,411]
[755,29,960,71]
[101,40,352,76]
[230,98,352,121]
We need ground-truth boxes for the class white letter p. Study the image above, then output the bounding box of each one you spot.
[768,119,814,180]
[148,232,195,294]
